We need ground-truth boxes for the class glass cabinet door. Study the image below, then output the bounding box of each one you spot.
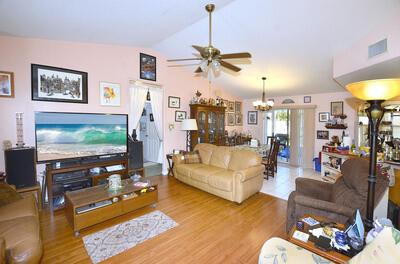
[208,111,217,144]
[217,113,225,144]
[197,111,206,144]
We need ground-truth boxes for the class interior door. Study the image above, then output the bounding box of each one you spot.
[141,103,160,163]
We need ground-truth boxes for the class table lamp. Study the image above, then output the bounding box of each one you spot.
[181,119,198,151]
[346,78,400,229]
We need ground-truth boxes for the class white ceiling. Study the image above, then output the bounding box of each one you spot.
[0,0,234,46]
[1,0,399,98]
[154,0,400,98]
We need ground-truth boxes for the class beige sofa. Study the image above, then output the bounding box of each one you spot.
[172,143,264,203]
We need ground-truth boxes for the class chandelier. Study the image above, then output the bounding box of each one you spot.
[253,77,274,111]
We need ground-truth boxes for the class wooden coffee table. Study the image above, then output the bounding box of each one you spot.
[65,178,158,236]
[288,214,351,264]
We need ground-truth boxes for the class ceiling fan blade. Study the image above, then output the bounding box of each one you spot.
[219,52,252,59]
[167,58,202,62]
[220,60,241,72]
[192,45,206,56]
[194,66,203,73]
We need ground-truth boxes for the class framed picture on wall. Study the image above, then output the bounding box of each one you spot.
[227,113,235,126]
[247,111,258,125]
[316,130,329,140]
[175,111,186,122]
[235,101,242,113]
[99,82,121,106]
[0,71,14,98]
[222,99,229,108]
[31,64,88,103]
[168,96,180,108]
[331,101,344,116]
[304,96,311,103]
[140,53,156,81]
[319,112,330,122]
[227,101,235,112]
[235,113,243,126]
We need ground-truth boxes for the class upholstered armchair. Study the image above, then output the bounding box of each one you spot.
[287,158,389,232]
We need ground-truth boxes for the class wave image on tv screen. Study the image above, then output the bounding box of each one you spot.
[35,112,127,162]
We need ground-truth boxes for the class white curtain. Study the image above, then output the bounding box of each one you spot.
[129,85,148,137]
[149,88,163,163]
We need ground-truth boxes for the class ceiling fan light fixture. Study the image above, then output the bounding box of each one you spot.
[199,60,209,72]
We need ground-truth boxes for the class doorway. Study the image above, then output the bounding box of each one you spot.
[264,109,291,163]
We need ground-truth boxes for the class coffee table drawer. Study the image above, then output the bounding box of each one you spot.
[122,191,158,213]
[75,201,122,231]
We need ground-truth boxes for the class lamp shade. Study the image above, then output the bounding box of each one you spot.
[181,119,198,131]
[346,79,400,101]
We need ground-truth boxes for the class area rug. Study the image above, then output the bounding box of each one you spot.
[82,210,178,263]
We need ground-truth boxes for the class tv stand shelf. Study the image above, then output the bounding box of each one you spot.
[45,157,131,212]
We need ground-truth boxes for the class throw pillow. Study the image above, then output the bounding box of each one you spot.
[183,150,202,164]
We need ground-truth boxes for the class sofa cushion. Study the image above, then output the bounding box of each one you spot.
[194,143,216,165]
[209,146,232,169]
[0,216,42,264]
[228,150,261,171]
[208,170,234,192]
[0,195,38,222]
[0,183,22,207]
[259,237,333,264]
[348,226,400,264]
[176,163,206,178]
[191,166,224,184]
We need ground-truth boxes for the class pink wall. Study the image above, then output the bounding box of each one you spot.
[242,91,357,158]
[333,14,400,78]
[0,36,242,173]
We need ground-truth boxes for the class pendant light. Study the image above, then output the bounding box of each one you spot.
[253,77,274,111]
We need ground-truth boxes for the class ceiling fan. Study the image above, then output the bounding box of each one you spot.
[167,4,251,73]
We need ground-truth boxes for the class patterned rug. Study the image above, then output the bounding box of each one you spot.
[82,210,178,263]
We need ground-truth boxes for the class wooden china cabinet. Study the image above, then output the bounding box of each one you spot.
[190,104,226,150]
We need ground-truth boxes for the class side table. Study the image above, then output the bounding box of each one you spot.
[16,182,42,210]
[166,154,174,177]
[288,214,350,264]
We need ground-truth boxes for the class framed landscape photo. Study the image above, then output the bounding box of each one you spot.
[31,64,88,103]
[227,101,235,112]
[140,53,156,81]
[331,101,344,116]
[304,96,311,103]
[0,71,14,98]
[235,101,242,113]
[227,113,235,126]
[235,113,243,126]
[100,82,121,106]
[168,96,180,108]
[317,130,329,140]
[319,112,330,122]
[247,111,258,125]
[175,111,186,122]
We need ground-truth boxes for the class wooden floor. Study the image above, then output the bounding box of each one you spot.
[40,176,288,264]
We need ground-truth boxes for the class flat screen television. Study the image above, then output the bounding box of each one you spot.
[35,112,128,163]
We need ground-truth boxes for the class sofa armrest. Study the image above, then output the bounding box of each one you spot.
[294,194,354,218]
[172,154,185,166]
[0,237,5,264]
[295,178,333,201]
[235,165,264,182]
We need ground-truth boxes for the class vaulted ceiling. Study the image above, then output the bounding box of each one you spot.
[1,0,399,98]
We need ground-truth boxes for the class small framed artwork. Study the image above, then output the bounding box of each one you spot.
[175,111,186,122]
[235,113,243,126]
[304,96,311,103]
[235,101,242,113]
[222,99,229,108]
[31,64,88,103]
[168,96,180,108]
[317,130,329,140]
[140,53,156,81]
[227,101,235,112]
[149,113,154,122]
[319,112,330,122]
[99,82,121,106]
[227,113,235,126]
[0,71,14,98]
[247,111,258,125]
[331,101,344,116]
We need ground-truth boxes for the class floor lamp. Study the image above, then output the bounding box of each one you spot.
[346,79,400,230]
[181,119,198,151]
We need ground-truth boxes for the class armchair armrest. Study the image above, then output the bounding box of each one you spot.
[295,178,333,201]
[235,165,264,182]
[0,237,5,264]
[172,154,185,166]
[294,194,354,218]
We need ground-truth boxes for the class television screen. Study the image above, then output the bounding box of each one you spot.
[35,112,128,163]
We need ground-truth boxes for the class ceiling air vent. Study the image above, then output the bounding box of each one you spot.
[368,38,387,58]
